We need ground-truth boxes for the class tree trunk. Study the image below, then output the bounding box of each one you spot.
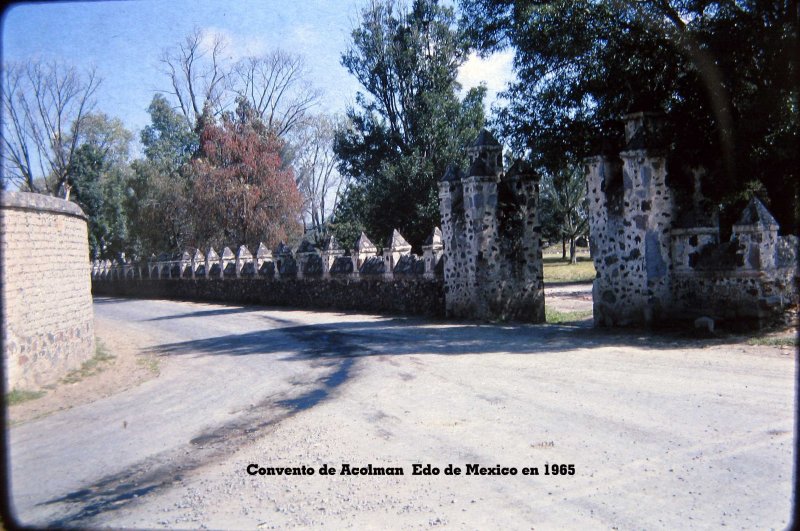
[569,236,577,264]
[562,238,567,260]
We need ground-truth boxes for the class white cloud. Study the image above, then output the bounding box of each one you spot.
[457,49,515,106]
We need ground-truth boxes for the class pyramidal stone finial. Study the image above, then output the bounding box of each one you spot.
[355,232,377,252]
[323,235,342,252]
[387,229,411,251]
[256,242,272,259]
[735,197,778,228]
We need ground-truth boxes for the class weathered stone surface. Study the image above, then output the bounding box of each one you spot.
[2,191,95,391]
[438,131,545,323]
[586,114,798,327]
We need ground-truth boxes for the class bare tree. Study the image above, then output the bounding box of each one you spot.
[1,60,100,195]
[292,115,345,235]
[231,51,321,137]
[159,28,229,128]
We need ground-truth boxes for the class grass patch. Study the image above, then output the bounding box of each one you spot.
[61,339,116,384]
[746,336,798,348]
[6,388,46,406]
[543,256,596,283]
[546,307,593,324]
[137,356,160,375]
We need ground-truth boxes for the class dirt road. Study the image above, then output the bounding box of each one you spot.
[7,296,795,529]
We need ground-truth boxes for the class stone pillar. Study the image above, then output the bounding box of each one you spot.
[422,227,443,279]
[295,240,318,280]
[732,197,779,271]
[191,249,204,279]
[385,229,412,272]
[236,245,253,278]
[206,247,220,279]
[353,232,377,270]
[321,236,344,278]
[616,112,673,325]
[438,165,466,316]
[220,247,235,278]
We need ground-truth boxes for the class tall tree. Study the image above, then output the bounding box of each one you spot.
[332,0,486,247]
[159,29,320,137]
[189,98,303,250]
[1,59,100,196]
[232,52,322,137]
[127,94,199,255]
[66,112,133,259]
[293,114,346,238]
[460,0,799,233]
[160,28,229,128]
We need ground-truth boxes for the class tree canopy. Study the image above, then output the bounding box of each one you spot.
[332,0,486,248]
[460,0,798,233]
[66,112,133,259]
[189,98,303,250]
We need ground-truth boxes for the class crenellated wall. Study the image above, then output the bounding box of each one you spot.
[91,229,446,317]
[2,191,95,391]
[586,113,798,327]
[438,130,545,322]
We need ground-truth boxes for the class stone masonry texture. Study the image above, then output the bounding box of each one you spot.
[1,191,95,391]
[585,113,798,327]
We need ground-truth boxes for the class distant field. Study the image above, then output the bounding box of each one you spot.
[542,247,596,283]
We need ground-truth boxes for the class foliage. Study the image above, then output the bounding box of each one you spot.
[332,0,486,248]
[539,163,589,263]
[65,112,133,259]
[460,0,799,233]
[1,59,100,195]
[189,98,303,250]
[127,95,199,256]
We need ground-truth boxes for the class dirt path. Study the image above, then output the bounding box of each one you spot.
[7,297,795,530]
[7,316,165,426]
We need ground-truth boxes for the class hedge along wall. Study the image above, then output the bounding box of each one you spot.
[1,191,95,391]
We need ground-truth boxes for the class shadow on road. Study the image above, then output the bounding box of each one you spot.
[36,300,753,528]
[149,315,738,362]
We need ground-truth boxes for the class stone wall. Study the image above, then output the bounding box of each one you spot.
[585,113,798,327]
[91,229,445,318]
[438,130,545,322]
[1,191,95,391]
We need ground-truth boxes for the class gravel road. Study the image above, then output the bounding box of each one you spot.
[7,296,795,529]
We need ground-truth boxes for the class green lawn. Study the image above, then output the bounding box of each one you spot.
[542,255,596,283]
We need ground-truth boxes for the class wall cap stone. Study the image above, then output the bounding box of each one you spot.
[0,191,87,220]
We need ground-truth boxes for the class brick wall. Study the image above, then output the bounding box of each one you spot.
[1,192,95,391]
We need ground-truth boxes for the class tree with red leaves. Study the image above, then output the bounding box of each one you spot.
[190,98,303,250]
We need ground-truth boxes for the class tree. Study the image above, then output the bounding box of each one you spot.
[160,29,320,137]
[332,0,486,247]
[539,164,588,264]
[127,94,199,255]
[66,112,134,259]
[160,28,229,128]
[292,114,346,238]
[232,52,322,137]
[1,59,100,195]
[460,0,799,233]
[189,98,303,250]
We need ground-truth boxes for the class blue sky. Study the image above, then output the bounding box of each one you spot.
[2,0,513,148]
